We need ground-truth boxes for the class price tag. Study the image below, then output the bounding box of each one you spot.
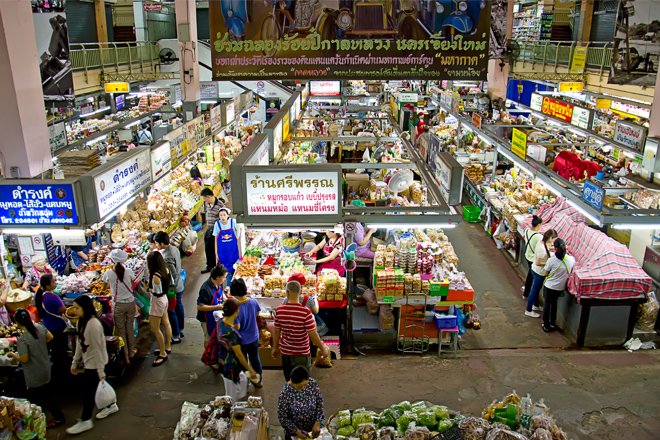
[383,296,394,304]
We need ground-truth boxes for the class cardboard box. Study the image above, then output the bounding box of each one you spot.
[259,347,282,367]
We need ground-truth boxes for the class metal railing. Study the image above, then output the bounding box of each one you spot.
[70,41,162,81]
[512,40,614,77]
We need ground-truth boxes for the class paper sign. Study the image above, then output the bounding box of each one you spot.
[569,47,587,74]
[559,82,584,92]
[383,296,394,304]
[596,99,611,110]
[344,222,357,234]
[32,235,45,251]
[17,236,34,255]
[511,128,527,160]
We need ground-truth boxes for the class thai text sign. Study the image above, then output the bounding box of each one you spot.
[211,105,222,132]
[209,0,491,80]
[0,183,79,225]
[310,81,340,96]
[614,121,647,151]
[541,96,573,122]
[530,93,543,111]
[246,171,339,215]
[571,106,591,130]
[511,128,527,160]
[94,149,151,218]
[151,142,172,182]
[582,180,604,211]
[569,47,587,74]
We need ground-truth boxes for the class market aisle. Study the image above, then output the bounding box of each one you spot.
[444,221,569,350]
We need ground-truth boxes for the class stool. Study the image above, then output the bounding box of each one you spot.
[437,326,459,358]
[322,336,341,360]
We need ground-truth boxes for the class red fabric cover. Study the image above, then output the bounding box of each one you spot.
[552,151,602,181]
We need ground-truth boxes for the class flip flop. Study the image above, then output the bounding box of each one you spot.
[153,349,172,356]
[47,419,65,428]
[152,356,168,367]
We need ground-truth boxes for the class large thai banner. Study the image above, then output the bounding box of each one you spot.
[209,0,491,80]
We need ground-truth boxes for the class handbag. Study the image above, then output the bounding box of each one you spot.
[166,271,177,311]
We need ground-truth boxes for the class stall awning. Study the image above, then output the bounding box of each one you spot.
[524,199,651,302]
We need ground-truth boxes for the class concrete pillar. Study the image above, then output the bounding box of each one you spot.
[95,0,108,43]
[578,0,595,43]
[648,71,660,138]
[175,0,199,122]
[0,1,51,178]
[133,0,147,41]
[487,0,514,100]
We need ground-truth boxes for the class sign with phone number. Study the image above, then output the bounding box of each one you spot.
[582,180,604,211]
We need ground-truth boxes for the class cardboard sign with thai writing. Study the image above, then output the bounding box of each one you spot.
[614,121,647,151]
[246,172,339,215]
[541,96,573,122]
[209,0,491,81]
[571,106,591,130]
[559,82,584,92]
[511,128,527,160]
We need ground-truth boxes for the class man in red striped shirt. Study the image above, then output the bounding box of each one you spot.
[272,280,329,381]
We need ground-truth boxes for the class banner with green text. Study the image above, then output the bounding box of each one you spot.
[209,0,491,80]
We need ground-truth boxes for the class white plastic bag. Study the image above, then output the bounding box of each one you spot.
[221,372,249,402]
[95,380,117,409]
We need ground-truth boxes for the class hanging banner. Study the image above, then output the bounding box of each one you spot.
[609,0,659,87]
[245,171,340,215]
[511,128,527,160]
[0,182,79,226]
[541,96,573,122]
[211,105,223,132]
[33,3,74,106]
[569,47,587,74]
[614,121,648,151]
[558,82,584,92]
[209,0,491,81]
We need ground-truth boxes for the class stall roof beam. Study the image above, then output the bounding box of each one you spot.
[511,72,585,81]
[289,136,401,142]
[338,162,416,169]
[100,72,180,82]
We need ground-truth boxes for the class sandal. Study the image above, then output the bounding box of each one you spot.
[47,419,65,428]
[152,356,168,367]
[541,325,553,333]
[153,349,171,356]
[129,348,138,358]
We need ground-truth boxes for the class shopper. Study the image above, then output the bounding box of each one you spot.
[349,201,376,259]
[197,264,228,343]
[154,231,185,343]
[213,207,240,286]
[9,308,65,429]
[69,229,97,269]
[216,298,258,400]
[67,295,116,435]
[526,229,558,318]
[146,251,172,367]
[522,215,543,299]
[272,280,329,382]
[22,254,55,291]
[232,277,263,388]
[277,366,325,440]
[146,233,158,251]
[34,274,68,375]
[200,187,225,274]
[305,229,345,276]
[103,249,136,364]
[541,238,575,332]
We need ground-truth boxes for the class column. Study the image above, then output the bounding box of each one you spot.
[487,0,514,100]
[133,1,147,41]
[95,0,108,42]
[175,0,200,122]
[578,0,595,42]
[0,1,51,178]
[648,72,660,138]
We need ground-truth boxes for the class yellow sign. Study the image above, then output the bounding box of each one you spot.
[283,111,290,140]
[596,99,611,110]
[511,128,527,160]
[558,82,584,92]
[104,82,130,93]
[569,47,588,74]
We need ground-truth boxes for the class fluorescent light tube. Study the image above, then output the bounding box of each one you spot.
[201,100,218,104]
[2,228,59,235]
[86,135,107,145]
[126,120,142,128]
[611,224,660,230]
[83,106,111,116]
[366,224,457,229]
[566,199,602,226]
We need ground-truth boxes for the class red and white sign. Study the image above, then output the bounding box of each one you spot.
[611,101,651,119]
[472,113,482,129]
[211,105,222,132]
[345,222,357,234]
[541,96,574,122]
[246,171,340,216]
[310,81,340,96]
[144,2,162,12]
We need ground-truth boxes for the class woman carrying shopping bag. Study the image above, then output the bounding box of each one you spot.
[541,238,575,333]
[67,295,117,435]
[103,249,137,364]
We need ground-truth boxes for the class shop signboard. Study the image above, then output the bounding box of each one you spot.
[245,171,340,216]
[211,105,222,132]
[596,99,611,110]
[0,181,80,226]
[195,116,206,143]
[105,82,129,93]
[427,134,441,174]
[450,92,460,114]
[186,119,197,152]
[582,180,604,211]
[293,96,301,121]
[418,134,429,161]
[558,82,584,92]
[225,100,236,125]
[614,121,647,151]
[273,119,283,153]
[569,47,587,74]
[165,125,187,167]
[43,233,67,275]
[301,83,309,107]
[571,106,591,130]
[210,0,491,81]
[611,101,651,119]
[398,92,418,103]
[151,142,172,181]
[511,128,527,160]
[246,136,270,166]
[144,2,162,12]
[435,152,464,206]
[310,81,341,96]
[472,113,482,129]
[530,93,543,112]
[541,96,573,122]
[173,84,182,104]
[90,148,152,219]
[48,122,67,152]
[265,98,280,121]
[200,82,219,100]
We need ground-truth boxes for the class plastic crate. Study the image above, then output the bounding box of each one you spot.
[462,205,482,223]
[429,279,449,296]
[435,314,458,329]
[432,425,463,440]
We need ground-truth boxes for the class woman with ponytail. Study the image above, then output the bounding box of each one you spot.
[541,238,575,332]
[34,274,68,375]
[103,249,137,363]
[526,229,558,318]
[9,308,65,428]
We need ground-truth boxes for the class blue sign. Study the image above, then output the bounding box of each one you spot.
[116,94,125,110]
[0,183,79,225]
[582,180,604,211]
[44,233,68,275]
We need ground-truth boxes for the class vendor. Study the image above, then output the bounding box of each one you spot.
[69,229,97,269]
[34,274,68,376]
[0,281,10,326]
[22,254,55,291]
[213,207,241,286]
[196,264,228,343]
[349,200,376,259]
[304,228,345,277]
[201,188,225,274]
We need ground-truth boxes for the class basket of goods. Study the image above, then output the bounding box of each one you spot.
[5,289,33,313]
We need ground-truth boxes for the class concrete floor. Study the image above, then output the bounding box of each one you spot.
[44,222,660,440]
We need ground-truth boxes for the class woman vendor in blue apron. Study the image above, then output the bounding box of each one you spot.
[213,208,240,287]
[197,265,229,341]
[69,229,97,269]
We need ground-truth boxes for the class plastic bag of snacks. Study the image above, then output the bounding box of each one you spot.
[338,410,352,428]
[457,417,489,440]
[404,422,430,440]
[357,423,378,440]
[314,346,332,368]
[484,428,528,440]
[379,306,395,330]
[636,291,659,332]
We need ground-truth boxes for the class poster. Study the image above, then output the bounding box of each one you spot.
[245,171,339,215]
[569,47,587,74]
[0,182,79,226]
[609,0,660,86]
[265,97,280,121]
[33,1,74,106]
[211,105,223,132]
[48,122,67,152]
[489,0,508,59]
[200,82,219,99]
[210,0,491,81]
[571,107,591,130]
[511,128,527,160]
[310,81,340,96]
